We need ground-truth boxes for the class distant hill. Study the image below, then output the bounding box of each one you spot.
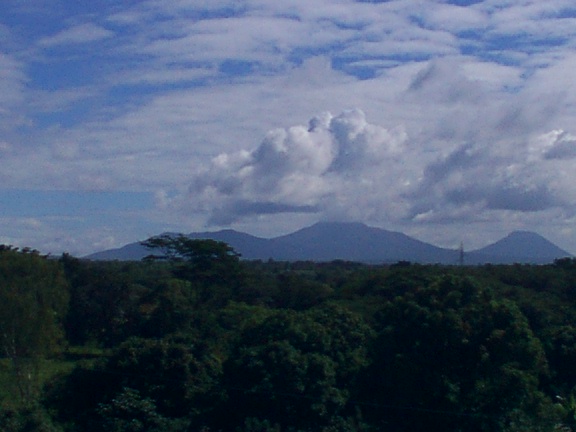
[466,231,572,264]
[85,229,280,261]
[269,222,457,263]
[84,222,572,264]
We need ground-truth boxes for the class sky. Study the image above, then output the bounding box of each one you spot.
[2,0,576,257]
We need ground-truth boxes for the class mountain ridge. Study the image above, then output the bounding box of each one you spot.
[465,230,571,264]
[84,222,572,264]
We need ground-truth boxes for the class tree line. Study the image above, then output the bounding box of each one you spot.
[1,237,576,431]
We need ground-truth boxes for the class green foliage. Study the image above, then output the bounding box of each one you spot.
[365,274,550,431]
[138,278,197,338]
[556,389,576,430]
[547,326,576,393]
[106,335,223,418]
[141,235,246,307]
[96,387,186,432]
[220,304,374,430]
[236,417,282,432]
[0,404,63,432]
[0,246,69,405]
[272,272,334,309]
[6,243,576,431]
[46,334,223,431]
[65,268,136,346]
[142,234,242,283]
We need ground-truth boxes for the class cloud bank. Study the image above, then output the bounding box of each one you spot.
[173,105,576,234]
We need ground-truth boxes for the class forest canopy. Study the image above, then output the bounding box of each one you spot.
[1,240,576,431]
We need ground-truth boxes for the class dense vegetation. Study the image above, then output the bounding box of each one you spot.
[2,239,576,431]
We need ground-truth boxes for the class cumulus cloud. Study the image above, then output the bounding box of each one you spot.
[175,109,408,225]
[168,102,576,231]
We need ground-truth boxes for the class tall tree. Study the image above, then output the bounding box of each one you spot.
[141,235,245,304]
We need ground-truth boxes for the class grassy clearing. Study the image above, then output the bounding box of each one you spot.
[0,346,108,409]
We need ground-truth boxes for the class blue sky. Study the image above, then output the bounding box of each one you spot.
[2,0,576,256]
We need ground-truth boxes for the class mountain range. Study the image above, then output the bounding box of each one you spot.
[84,222,572,265]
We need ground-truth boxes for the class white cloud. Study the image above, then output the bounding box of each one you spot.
[424,3,489,32]
[0,51,28,138]
[39,23,114,46]
[5,0,576,254]
[112,66,215,86]
[0,215,126,256]
[0,53,26,107]
[29,87,99,113]
[529,130,576,160]
[0,141,12,153]
[173,109,409,225]
[160,50,576,235]
[51,141,80,160]
[133,14,351,68]
[461,60,523,88]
